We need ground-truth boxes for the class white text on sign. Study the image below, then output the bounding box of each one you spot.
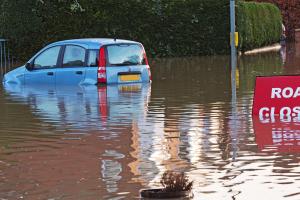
[259,106,300,123]
[271,87,300,99]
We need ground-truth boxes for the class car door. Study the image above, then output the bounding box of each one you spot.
[55,45,87,85]
[24,46,61,85]
[84,49,99,85]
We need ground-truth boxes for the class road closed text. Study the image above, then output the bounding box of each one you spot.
[271,87,300,99]
[253,76,300,117]
[259,87,300,117]
[259,106,300,117]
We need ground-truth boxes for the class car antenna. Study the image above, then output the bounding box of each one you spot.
[113,29,117,42]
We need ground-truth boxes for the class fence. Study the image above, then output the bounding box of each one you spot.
[0,39,15,78]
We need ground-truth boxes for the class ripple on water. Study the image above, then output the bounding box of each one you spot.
[0,49,300,199]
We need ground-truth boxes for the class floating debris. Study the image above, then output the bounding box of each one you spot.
[140,171,193,199]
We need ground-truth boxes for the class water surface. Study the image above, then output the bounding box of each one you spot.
[0,44,299,200]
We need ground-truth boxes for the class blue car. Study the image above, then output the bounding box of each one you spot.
[3,38,151,85]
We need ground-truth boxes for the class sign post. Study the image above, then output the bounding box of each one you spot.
[230,0,236,56]
[230,0,238,161]
[230,0,236,85]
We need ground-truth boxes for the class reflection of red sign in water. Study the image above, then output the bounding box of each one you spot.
[253,117,300,153]
[253,76,300,116]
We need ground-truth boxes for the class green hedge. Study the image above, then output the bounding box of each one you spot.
[0,0,231,59]
[237,1,282,51]
[0,0,282,59]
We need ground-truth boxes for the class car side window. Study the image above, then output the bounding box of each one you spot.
[88,50,99,67]
[33,46,61,69]
[63,45,86,67]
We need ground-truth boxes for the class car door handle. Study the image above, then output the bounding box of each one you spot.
[76,71,83,75]
[47,72,54,76]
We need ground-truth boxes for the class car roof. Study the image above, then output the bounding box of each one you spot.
[50,38,140,49]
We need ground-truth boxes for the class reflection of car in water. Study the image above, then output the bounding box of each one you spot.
[3,82,151,131]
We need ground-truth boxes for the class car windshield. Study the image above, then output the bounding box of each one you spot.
[107,44,145,66]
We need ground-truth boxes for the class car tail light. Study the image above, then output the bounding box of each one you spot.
[98,46,107,84]
[143,47,151,81]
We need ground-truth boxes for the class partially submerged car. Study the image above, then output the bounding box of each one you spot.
[3,38,151,85]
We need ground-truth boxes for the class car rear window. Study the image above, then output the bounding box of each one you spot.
[107,44,145,66]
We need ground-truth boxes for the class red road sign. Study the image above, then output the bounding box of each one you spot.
[253,75,300,117]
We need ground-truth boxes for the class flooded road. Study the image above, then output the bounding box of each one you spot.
[0,43,299,200]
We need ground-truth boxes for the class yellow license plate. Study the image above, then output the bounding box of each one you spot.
[119,74,140,82]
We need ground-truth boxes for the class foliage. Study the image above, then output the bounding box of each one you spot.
[160,171,193,192]
[0,0,44,59]
[249,0,300,40]
[0,0,283,59]
[237,1,282,51]
[0,0,230,59]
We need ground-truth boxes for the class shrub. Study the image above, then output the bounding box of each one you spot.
[251,0,300,40]
[160,171,193,192]
[0,0,231,59]
[237,1,282,51]
[0,0,283,59]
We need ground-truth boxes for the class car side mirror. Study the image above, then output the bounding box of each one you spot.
[25,62,33,71]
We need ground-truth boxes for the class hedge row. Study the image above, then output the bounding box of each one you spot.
[237,1,282,51]
[0,0,282,59]
[0,0,230,59]
[251,0,300,40]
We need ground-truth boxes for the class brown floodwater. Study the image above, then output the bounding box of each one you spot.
[0,43,299,200]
